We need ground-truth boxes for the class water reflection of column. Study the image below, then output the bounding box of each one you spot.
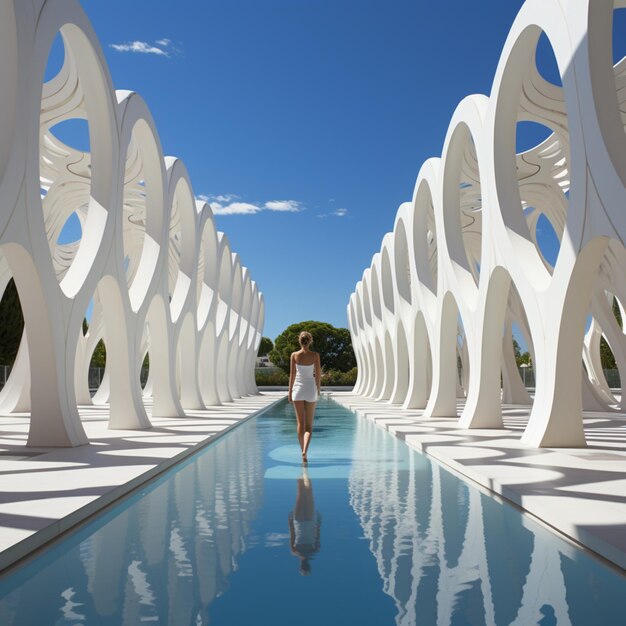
[348,418,439,626]
[142,482,169,568]
[481,492,535,625]
[349,417,509,626]
[348,419,580,626]
[435,484,496,626]
[0,421,262,624]
[195,421,263,621]
[187,423,262,622]
[68,420,263,624]
[122,557,155,625]
[6,535,94,624]
[167,470,196,625]
[76,484,162,623]
[85,511,131,619]
[509,540,571,626]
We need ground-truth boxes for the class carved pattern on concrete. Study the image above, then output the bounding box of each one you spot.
[347,0,626,447]
[0,0,264,446]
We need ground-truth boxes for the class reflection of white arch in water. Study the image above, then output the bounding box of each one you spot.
[349,419,439,626]
[509,540,571,626]
[432,483,496,626]
[0,416,264,624]
[41,421,265,624]
[348,0,626,447]
[0,0,264,447]
[347,417,584,626]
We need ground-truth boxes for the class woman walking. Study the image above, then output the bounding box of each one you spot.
[288,331,321,462]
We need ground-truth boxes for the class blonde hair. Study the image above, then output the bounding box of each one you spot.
[298,331,313,348]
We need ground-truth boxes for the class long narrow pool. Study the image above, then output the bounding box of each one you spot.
[0,397,624,624]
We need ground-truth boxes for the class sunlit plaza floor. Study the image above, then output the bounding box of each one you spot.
[0,393,283,571]
[331,393,626,571]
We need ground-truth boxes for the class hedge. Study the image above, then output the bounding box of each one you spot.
[255,366,357,387]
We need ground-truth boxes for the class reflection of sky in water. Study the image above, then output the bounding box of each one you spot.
[0,397,624,625]
[266,439,411,480]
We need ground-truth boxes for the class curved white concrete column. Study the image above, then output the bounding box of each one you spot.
[347,0,626,447]
[0,0,264,446]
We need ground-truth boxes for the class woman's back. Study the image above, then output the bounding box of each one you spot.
[293,349,317,366]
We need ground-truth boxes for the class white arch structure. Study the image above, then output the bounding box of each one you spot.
[0,0,264,447]
[348,0,626,447]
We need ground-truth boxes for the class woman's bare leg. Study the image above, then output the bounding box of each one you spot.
[294,401,306,453]
[302,401,316,460]
[295,467,314,518]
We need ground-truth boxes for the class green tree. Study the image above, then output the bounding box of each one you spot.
[0,279,24,365]
[91,340,106,368]
[613,297,623,330]
[257,336,273,357]
[269,321,356,374]
[600,337,616,369]
[599,297,622,369]
[512,338,531,367]
[82,319,109,369]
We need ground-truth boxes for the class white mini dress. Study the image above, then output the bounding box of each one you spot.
[292,363,318,402]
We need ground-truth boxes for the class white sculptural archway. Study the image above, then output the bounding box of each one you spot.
[0,0,264,447]
[348,0,626,448]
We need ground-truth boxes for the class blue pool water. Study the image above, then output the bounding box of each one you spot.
[0,397,624,625]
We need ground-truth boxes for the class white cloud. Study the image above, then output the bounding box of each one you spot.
[214,194,239,203]
[156,38,171,47]
[264,200,303,212]
[318,207,349,218]
[110,40,170,56]
[196,194,305,216]
[210,201,262,216]
[197,193,240,204]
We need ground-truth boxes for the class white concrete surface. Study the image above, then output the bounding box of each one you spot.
[0,393,283,572]
[332,393,626,571]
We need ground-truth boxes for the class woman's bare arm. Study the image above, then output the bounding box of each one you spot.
[288,352,296,402]
[315,353,321,393]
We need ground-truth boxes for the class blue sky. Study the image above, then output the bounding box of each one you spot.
[50,1,624,342]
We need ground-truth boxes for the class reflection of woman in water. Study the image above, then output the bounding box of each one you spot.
[288,467,321,576]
